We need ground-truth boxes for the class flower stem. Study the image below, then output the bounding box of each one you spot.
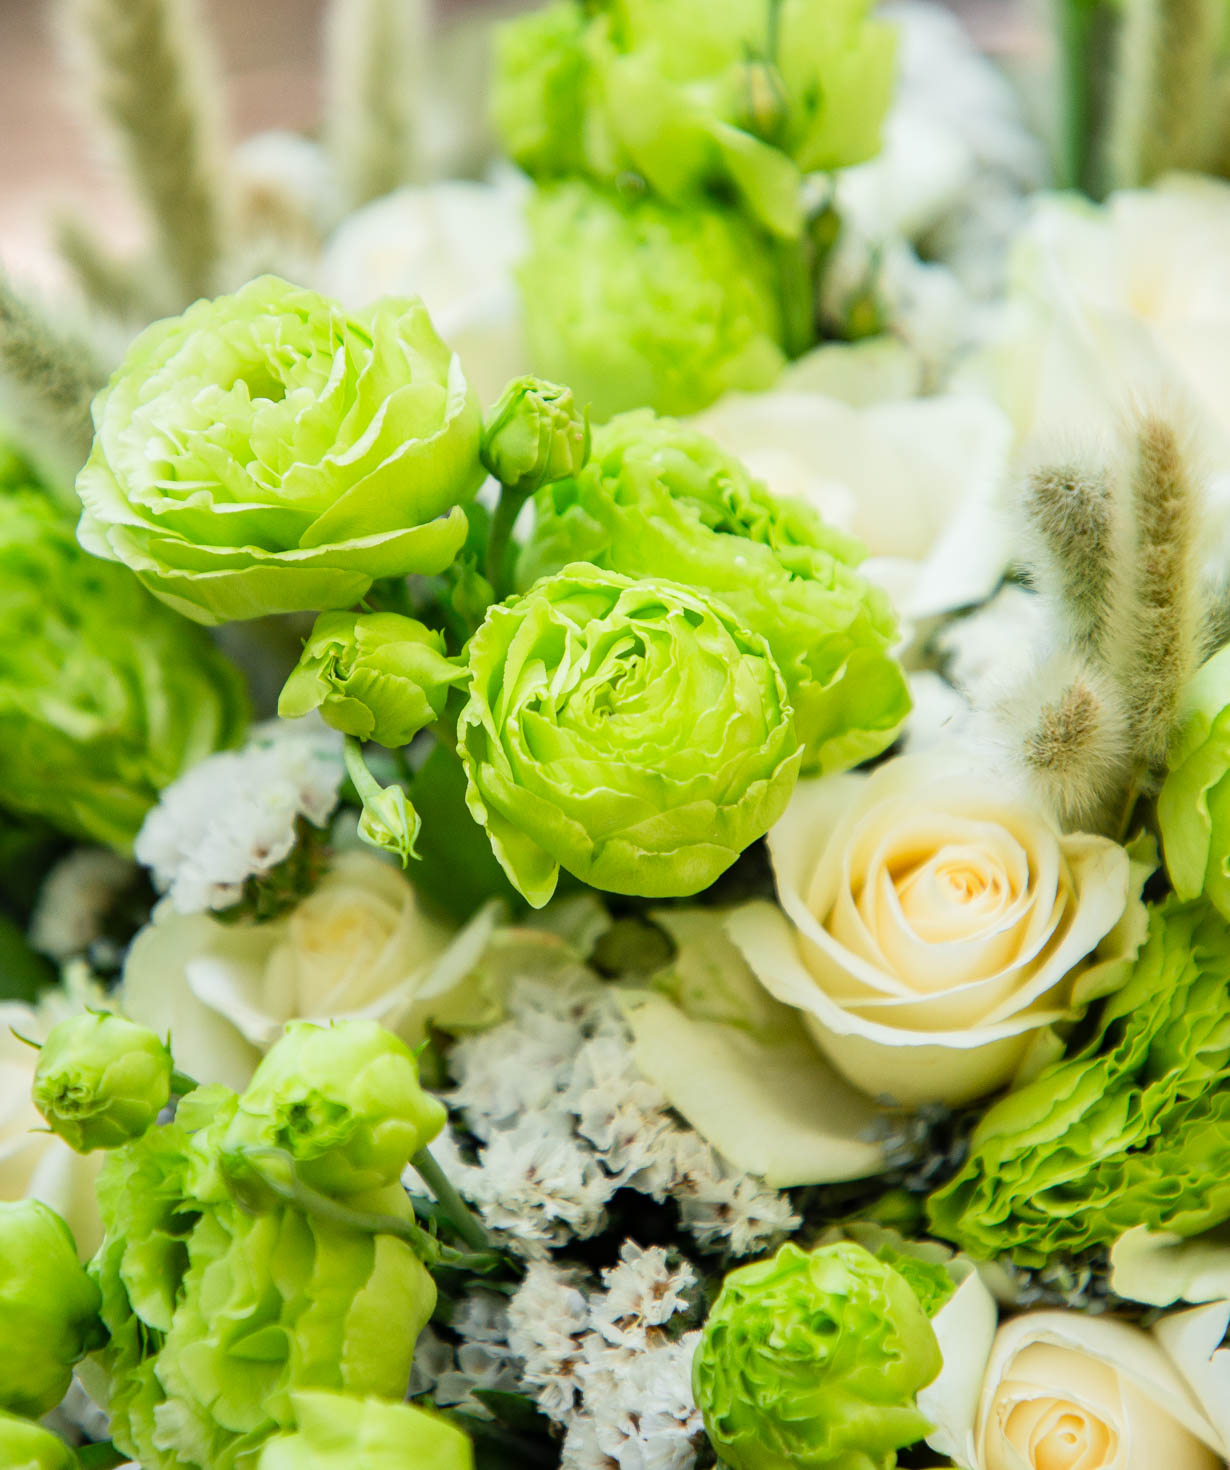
[411,1145,490,1252]
[486,484,530,601]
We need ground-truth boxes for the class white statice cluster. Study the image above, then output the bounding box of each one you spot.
[431,969,800,1260]
[133,720,344,915]
[506,1246,706,1470]
[410,1290,522,1418]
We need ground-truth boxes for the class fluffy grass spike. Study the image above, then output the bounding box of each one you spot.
[325,0,426,209]
[1024,458,1116,661]
[61,0,230,304]
[54,211,164,323]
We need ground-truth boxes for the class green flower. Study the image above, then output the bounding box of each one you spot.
[693,1241,940,1470]
[77,275,485,626]
[223,1020,447,1196]
[0,492,247,848]
[458,564,802,906]
[517,412,909,774]
[928,897,1230,1267]
[0,1200,103,1418]
[1159,645,1230,917]
[33,1011,173,1153]
[257,1391,473,1470]
[279,612,465,747]
[481,376,590,495]
[494,0,896,237]
[518,181,785,420]
[0,1412,79,1470]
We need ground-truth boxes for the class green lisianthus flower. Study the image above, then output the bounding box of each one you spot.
[0,1412,79,1470]
[518,181,786,420]
[0,492,247,848]
[77,276,485,625]
[279,612,466,747]
[33,1011,173,1153]
[693,1241,940,1470]
[458,564,802,906]
[0,1200,103,1419]
[223,1020,447,1196]
[517,412,909,774]
[928,897,1230,1267]
[1159,645,1230,917]
[257,1391,473,1470]
[481,376,590,496]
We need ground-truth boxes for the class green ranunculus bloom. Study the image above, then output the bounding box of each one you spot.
[33,1012,173,1153]
[928,897,1230,1267]
[0,1200,103,1418]
[458,564,803,907]
[694,1241,940,1470]
[279,611,466,747]
[257,1391,473,1470]
[223,1020,447,1197]
[0,491,247,849]
[0,1411,80,1470]
[494,0,896,237]
[517,412,909,774]
[1159,644,1230,918]
[481,376,590,496]
[77,275,485,626]
[518,181,786,420]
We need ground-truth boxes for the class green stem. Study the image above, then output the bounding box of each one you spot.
[774,234,818,360]
[1054,0,1098,190]
[486,484,530,600]
[412,1145,491,1252]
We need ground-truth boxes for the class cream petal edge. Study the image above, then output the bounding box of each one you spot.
[1110,1227,1230,1308]
[1154,1303,1230,1459]
[919,1268,998,1468]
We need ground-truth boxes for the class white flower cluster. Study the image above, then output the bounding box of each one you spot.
[507,1246,706,1470]
[410,1290,522,1418]
[133,720,344,915]
[432,969,799,1259]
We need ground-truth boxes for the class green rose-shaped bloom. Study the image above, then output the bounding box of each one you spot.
[494,0,896,237]
[279,612,466,747]
[481,376,590,495]
[0,491,246,848]
[33,1011,173,1153]
[77,275,485,625]
[517,412,909,774]
[458,564,802,906]
[0,1412,79,1470]
[0,1200,103,1418]
[224,1020,447,1196]
[519,181,785,420]
[258,1391,473,1470]
[928,897,1230,1266]
[1159,644,1230,918]
[694,1241,940,1470]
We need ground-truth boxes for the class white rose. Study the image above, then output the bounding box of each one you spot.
[122,850,499,1090]
[728,751,1132,1106]
[691,387,1012,623]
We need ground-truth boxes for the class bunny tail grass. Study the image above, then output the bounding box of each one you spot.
[54,212,164,323]
[325,0,426,209]
[1024,457,1117,661]
[61,0,230,304]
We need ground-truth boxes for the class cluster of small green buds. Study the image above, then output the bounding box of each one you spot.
[0,1200,104,1419]
[480,376,590,496]
[33,1012,173,1153]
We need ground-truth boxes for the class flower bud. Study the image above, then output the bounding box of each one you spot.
[0,1411,80,1470]
[32,1012,173,1153]
[279,611,466,748]
[480,375,589,495]
[257,1390,473,1470]
[224,1019,447,1197]
[0,1200,103,1418]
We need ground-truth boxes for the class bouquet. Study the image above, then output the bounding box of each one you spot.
[4,1,1230,1468]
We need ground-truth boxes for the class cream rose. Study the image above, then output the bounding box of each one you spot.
[122,850,499,1089]
[728,752,1132,1106]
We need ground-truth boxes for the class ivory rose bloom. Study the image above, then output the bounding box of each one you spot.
[121,850,499,1089]
[728,753,1131,1106]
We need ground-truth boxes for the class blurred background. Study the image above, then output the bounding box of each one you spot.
[1,0,1034,283]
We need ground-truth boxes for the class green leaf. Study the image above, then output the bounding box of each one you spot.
[0,911,55,1002]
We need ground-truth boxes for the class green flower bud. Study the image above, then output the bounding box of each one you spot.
[257,1391,474,1470]
[481,376,590,495]
[33,1011,173,1153]
[0,492,247,849]
[0,1200,103,1418]
[279,611,466,747]
[693,1241,940,1470]
[77,275,485,626]
[343,737,421,864]
[225,1020,447,1196]
[0,1411,79,1470]
[458,564,802,906]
